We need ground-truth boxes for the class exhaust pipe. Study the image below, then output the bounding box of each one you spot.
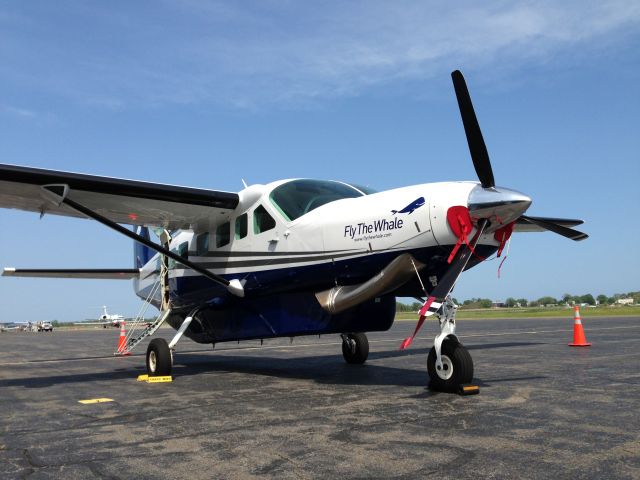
[315,253,425,314]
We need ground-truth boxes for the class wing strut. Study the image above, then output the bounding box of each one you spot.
[43,186,244,297]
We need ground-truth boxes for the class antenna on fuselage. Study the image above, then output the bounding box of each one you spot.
[241,179,248,188]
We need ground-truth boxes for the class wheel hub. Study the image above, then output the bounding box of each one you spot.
[149,351,157,373]
[435,354,454,380]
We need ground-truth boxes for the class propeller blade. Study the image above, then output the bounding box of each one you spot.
[451,70,495,189]
[520,215,588,241]
[516,216,583,227]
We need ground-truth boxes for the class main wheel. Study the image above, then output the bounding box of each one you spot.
[427,338,473,392]
[341,333,369,364]
[146,338,172,376]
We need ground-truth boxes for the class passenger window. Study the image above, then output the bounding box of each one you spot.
[235,214,248,239]
[216,222,230,247]
[254,205,275,234]
[196,233,209,255]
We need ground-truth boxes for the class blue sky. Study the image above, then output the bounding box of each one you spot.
[1,1,639,322]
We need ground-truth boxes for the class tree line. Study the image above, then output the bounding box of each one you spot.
[396,291,639,311]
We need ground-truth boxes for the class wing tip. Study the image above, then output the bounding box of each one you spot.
[2,267,16,276]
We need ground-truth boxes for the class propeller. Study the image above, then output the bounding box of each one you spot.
[401,71,588,351]
[452,70,588,241]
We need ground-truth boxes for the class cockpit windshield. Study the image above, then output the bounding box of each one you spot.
[347,183,378,195]
[270,179,365,221]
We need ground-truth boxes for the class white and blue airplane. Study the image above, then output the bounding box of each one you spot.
[0,71,587,392]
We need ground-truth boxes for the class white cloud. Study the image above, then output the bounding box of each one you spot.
[1,0,639,109]
[1,104,37,119]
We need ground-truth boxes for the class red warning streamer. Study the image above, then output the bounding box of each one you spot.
[494,222,515,257]
[399,296,435,350]
[494,222,515,278]
[446,206,483,263]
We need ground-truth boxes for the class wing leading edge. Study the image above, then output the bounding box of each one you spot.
[0,163,239,230]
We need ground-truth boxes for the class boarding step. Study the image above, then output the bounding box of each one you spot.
[114,276,167,355]
[121,308,172,354]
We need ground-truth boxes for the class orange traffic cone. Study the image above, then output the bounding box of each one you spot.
[569,306,591,347]
[116,321,131,355]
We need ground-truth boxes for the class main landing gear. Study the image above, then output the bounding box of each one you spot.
[341,333,369,364]
[427,296,473,392]
[145,306,202,377]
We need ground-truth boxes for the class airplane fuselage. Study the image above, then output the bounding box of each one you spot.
[134,180,525,344]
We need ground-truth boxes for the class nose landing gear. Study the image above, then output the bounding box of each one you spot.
[427,296,474,392]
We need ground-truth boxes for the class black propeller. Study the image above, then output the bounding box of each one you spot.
[452,70,588,242]
[401,71,588,350]
[519,215,588,241]
[451,70,495,189]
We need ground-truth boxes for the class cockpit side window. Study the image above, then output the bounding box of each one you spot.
[254,205,275,234]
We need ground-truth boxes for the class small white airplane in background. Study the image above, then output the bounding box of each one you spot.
[0,70,587,392]
[75,306,126,328]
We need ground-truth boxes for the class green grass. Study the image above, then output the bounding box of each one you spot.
[395,305,640,321]
[52,306,638,326]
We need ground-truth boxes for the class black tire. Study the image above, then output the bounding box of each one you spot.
[427,338,473,392]
[341,333,369,364]
[146,338,172,376]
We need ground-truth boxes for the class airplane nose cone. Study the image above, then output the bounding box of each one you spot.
[468,184,532,226]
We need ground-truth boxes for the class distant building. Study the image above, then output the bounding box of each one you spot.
[617,298,634,305]
[492,301,505,308]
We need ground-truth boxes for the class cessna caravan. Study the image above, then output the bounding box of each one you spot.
[0,71,587,392]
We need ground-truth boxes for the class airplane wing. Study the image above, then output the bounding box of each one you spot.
[514,216,583,233]
[0,163,239,230]
[3,268,140,279]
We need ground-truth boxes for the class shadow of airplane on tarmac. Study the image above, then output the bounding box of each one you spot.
[0,341,545,390]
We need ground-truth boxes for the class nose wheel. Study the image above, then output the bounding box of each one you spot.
[421,295,475,392]
[427,338,473,392]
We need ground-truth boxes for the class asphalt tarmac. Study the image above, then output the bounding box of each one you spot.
[0,316,638,479]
